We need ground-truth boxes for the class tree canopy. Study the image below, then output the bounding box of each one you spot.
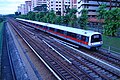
[77,9,88,29]
[97,4,120,36]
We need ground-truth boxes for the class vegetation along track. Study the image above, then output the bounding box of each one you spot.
[10,18,120,80]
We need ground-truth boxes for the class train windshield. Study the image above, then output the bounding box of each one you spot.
[91,34,102,43]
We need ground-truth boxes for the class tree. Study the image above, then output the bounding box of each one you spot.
[42,10,56,23]
[97,4,106,20]
[97,4,120,36]
[0,18,3,23]
[35,12,46,21]
[15,12,20,16]
[69,10,77,27]
[55,16,62,25]
[97,4,106,32]
[27,12,36,20]
[103,8,120,36]
[77,9,88,29]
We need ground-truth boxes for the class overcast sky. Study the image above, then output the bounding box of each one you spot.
[0,0,26,15]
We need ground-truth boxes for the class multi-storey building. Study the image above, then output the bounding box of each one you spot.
[17,6,21,13]
[18,0,120,17]
[31,0,47,11]
[77,0,120,17]
[47,0,77,16]
[19,4,25,14]
[25,1,32,14]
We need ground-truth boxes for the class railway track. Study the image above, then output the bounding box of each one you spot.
[22,21,120,69]
[9,19,93,79]
[32,30,120,80]
[9,19,120,80]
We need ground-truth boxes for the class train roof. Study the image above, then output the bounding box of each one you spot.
[16,18,101,37]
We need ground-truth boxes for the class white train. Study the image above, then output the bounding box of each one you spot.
[16,18,103,49]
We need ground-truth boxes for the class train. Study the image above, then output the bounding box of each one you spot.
[16,18,103,49]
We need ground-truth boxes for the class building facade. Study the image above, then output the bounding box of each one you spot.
[31,0,47,11]
[77,0,120,17]
[18,0,120,17]
[25,1,32,14]
[47,0,77,16]
[19,4,25,14]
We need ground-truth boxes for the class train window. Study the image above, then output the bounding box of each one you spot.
[57,29,64,34]
[86,37,89,42]
[91,34,102,43]
[64,31,67,35]
[77,35,81,40]
[81,35,86,41]
[44,26,47,29]
[67,32,77,38]
[46,26,49,30]
[50,28,55,31]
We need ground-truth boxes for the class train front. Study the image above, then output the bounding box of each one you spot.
[89,34,103,49]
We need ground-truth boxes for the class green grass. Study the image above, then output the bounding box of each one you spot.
[0,22,3,53]
[102,35,120,53]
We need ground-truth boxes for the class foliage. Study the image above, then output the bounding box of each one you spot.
[19,14,28,19]
[44,10,56,23]
[69,14,77,27]
[97,4,107,19]
[15,12,21,16]
[27,12,36,20]
[97,4,120,36]
[103,8,120,36]
[0,18,3,23]
[55,16,62,25]
[77,9,88,29]
[35,12,46,21]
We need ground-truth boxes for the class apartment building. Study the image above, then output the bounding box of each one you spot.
[47,0,77,16]
[17,6,21,13]
[25,1,32,14]
[19,4,25,14]
[31,0,47,11]
[17,0,120,17]
[77,0,120,17]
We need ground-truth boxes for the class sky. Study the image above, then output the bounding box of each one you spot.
[0,0,26,15]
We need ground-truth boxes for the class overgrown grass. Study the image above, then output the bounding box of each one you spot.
[102,35,120,53]
[0,22,3,53]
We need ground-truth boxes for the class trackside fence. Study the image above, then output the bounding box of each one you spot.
[101,45,120,54]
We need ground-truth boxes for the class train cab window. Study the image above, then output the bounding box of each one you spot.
[91,34,102,43]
